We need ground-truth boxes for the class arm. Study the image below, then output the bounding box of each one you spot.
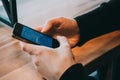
[35,0,120,47]
[22,36,97,80]
[75,0,120,45]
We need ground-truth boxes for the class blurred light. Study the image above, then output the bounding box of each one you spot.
[0,0,2,6]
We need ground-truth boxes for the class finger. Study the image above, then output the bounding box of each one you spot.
[19,41,24,49]
[41,18,60,33]
[56,36,70,48]
[33,26,43,32]
[22,43,46,55]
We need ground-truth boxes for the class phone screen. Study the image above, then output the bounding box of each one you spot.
[21,26,53,47]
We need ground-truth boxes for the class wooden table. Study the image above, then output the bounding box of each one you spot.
[0,25,120,80]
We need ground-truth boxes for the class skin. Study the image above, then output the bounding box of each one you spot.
[36,17,80,47]
[22,36,76,80]
[22,17,80,80]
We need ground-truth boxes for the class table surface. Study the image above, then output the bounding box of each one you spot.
[0,25,120,80]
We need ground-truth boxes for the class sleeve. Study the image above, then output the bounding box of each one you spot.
[74,0,120,46]
[60,64,97,80]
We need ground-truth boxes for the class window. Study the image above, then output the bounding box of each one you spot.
[0,0,17,27]
[0,0,106,28]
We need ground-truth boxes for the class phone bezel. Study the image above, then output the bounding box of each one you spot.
[12,23,59,48]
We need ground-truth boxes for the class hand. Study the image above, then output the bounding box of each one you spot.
[36,17,80,47]
[22,36,76,80]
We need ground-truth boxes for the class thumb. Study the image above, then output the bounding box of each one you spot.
[56,36,74,59]
[56,36,70,48]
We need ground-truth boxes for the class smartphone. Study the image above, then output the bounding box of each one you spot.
[12,23,59,48]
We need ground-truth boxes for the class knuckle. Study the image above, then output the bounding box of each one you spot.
[32,56,40,66]
[35,46,46,55]
[22,46,26,51]
[22,45,26,51]
[35,49,42,55]
[34,60,39,66]
[23,46,33,55]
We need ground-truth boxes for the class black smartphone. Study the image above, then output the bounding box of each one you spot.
[12,23,59,48]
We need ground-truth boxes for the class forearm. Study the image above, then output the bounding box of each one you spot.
[74,0,120,45]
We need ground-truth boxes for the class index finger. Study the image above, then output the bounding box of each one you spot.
[41,18,61,33]
[33,26,43,32]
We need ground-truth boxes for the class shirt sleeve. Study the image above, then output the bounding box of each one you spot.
[74,0,120,46]
[60,64,97,80]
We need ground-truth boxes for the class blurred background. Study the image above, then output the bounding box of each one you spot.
[0,0,109,27]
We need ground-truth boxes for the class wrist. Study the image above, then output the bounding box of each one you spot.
[54,60,76,80]
[60,63,85,80]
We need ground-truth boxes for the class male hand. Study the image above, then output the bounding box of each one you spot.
[36,17,80,47]
[22,36,76,80]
